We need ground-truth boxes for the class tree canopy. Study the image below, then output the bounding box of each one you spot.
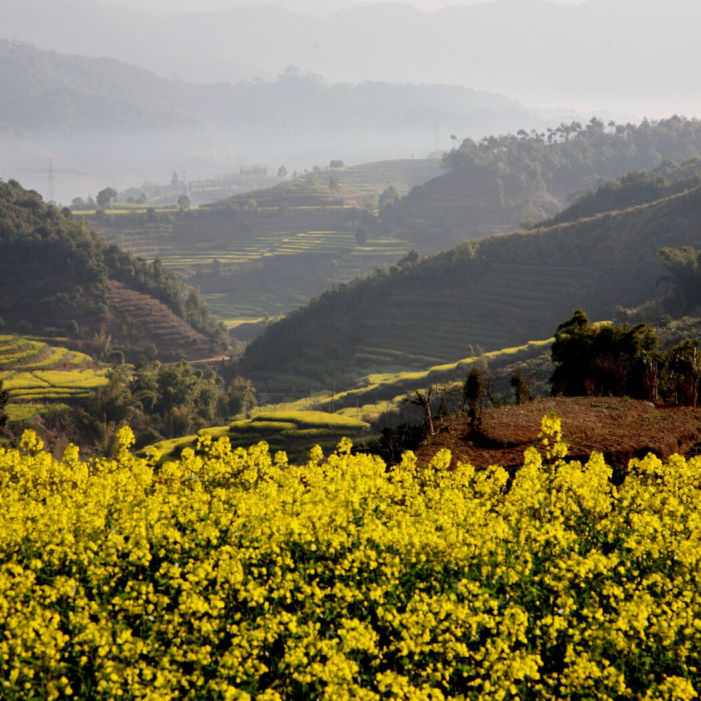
[0,179,227,349]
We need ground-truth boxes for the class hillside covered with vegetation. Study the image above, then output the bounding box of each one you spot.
[0,179,228,357]
[386,116,701,250]
[544,157,701,227]
[241,179,701,389]
[94,175,420,331]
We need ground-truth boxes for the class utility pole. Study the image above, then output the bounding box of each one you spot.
[48,159,55,204]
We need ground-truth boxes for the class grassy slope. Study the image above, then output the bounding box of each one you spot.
[242,185,701,389]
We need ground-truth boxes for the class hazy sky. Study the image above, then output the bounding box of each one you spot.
[353,0,586,8]
[102,0,587,16]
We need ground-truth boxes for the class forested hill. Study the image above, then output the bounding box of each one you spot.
[0,40,532,134]
[241,181,701,387]
[544,158,701,227]
[386,117,701,250]
[0,180,227,357]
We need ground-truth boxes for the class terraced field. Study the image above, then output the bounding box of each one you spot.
[100,210,356,274]
[326,159,443,196]
[106,283,216,358]
[0,335,107,406]
[89,161,448,330]
[97,206,411,328]
[147,410,371,464]
[357,262,597,367]
[254,337,554,421]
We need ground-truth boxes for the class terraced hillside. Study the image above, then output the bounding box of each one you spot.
[255,338,554,423]
[393,164,562,249]
[321,159,442,196]
[105,283,216,359]
[148,410,370,465]
[0,335,107,417]
[242,184,701,390]
[96,183,413,328]
[0,180,228,356]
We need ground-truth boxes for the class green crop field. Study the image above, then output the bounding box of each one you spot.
[147,410,371,464]
[0,335,107,409]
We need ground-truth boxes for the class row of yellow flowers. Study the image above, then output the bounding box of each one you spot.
[0,414,699,700]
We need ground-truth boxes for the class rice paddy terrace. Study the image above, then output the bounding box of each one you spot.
[95,184,414,328]
[0,335,108,420]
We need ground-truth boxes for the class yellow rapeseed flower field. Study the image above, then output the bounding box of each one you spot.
[0,415,700,700]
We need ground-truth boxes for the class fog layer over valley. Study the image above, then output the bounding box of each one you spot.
[0,39,552,201]
[1,0,700,198]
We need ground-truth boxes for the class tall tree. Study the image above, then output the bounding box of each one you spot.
[405,387,435,436]
[550,310,659,398]
[0,379,10,428]
[463,368,484,431]
[226,377,257,417]
[96,187,118,209]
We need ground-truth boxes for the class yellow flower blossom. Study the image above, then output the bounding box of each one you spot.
[0,420,699,699]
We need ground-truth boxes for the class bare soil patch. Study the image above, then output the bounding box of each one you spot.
[416,397,701,469]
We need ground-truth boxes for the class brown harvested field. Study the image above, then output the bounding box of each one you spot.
[416,397,701,469]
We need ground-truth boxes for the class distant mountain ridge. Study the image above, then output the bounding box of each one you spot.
[0,40,528,134]
[1,0,699,114]
[0,39,540,200]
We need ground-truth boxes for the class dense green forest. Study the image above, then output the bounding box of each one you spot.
[0,179,228,355]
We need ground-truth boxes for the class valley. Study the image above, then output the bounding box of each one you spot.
[3,2,701,695]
